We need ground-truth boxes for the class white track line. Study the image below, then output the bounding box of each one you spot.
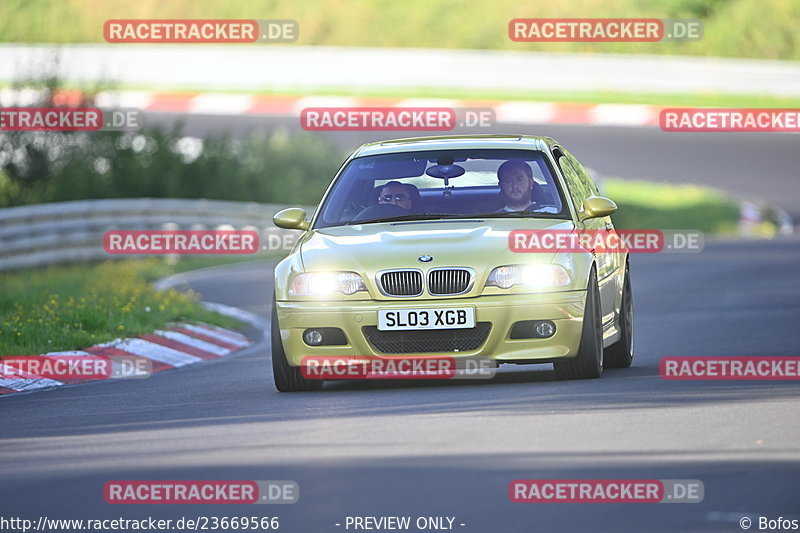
[189,93,255,115]
[201,302,268,331]
[0,364,63,391]
[493,101,557,124]
[97,338,203,367]
[180,323,250,348]
[155,330,231,356]
[590,103,657,126]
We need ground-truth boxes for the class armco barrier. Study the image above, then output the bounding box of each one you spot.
[0,198,314,271]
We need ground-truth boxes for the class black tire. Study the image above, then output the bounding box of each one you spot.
[604,262,634,368]
[553,268,603,380]
[271,299,324,392]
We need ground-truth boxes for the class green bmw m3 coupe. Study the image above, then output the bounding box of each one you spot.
[271,135,634,391]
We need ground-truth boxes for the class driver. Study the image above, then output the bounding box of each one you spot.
[377,181,414,210]
[497,160,557,213]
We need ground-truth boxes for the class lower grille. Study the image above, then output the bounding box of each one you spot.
[362,322,491,354]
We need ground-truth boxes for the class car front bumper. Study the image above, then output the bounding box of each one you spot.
[275,291,587,366]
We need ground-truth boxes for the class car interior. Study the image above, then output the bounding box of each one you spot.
[318,151,569,226]
[364,182,558,215]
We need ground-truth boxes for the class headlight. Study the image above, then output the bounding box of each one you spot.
[289,272,367,297]
[486,264,571,290]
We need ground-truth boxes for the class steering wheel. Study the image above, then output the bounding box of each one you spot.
[352,203,410,223]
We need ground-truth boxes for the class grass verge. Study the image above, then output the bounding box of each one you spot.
[0,256,274,356]
[604,178,742,234]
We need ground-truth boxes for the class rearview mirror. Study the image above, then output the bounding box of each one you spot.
[579,196,617,221]
[273,208,310,230]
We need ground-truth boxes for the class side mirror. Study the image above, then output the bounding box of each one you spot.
[579,196,617,221]
[273,208,310,230]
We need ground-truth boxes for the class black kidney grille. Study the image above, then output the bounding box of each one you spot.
[428,269,471,295]
[380,270,423,296]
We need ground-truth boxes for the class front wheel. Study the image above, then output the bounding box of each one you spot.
[271,299,324,392]
[553,268,603,380]
[604,262,634,368]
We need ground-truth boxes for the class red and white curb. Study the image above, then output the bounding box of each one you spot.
[0,321,252,396]
[0,88,663,128]
[108,92,663,127]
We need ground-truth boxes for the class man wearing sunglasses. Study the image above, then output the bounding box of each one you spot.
[377,181,415,210]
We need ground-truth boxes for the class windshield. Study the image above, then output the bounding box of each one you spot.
[314,149,569,229]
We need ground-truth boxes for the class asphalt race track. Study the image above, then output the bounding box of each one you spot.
[2,236,799,532]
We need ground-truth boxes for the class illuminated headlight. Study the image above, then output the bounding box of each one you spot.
[289,272,367,297]
[486,264,571,290]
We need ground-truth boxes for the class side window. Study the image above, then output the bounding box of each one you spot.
[554,149,589,212]
[565,150,600,197]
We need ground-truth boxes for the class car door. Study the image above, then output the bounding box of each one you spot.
[553,147,619,329]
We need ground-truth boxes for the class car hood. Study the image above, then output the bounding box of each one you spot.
[298,218,574,282]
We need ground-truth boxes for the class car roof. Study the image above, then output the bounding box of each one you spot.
[351,134,557,158]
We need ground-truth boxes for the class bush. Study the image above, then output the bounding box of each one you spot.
[0,80,345,207]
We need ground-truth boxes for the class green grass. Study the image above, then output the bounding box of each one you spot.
[1,0,799,60]
[604,178,742,234]
[135,254,278,283]
[0,256,273,355]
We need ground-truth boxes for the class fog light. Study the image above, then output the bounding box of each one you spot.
[535,321,556,338]
[304,329,324,346]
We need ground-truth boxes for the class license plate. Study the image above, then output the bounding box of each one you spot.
[378,308,475,331]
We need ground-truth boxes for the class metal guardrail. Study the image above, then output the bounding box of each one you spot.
[0,198,314,271]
